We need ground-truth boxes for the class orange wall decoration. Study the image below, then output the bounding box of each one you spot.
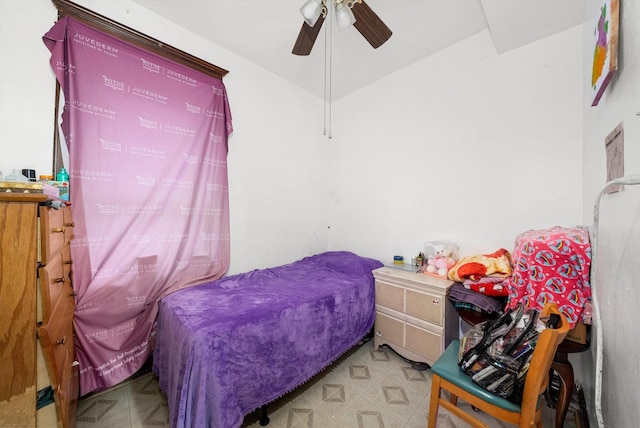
[591,0,619,106]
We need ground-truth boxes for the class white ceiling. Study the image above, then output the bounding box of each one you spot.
[130,0,588,100]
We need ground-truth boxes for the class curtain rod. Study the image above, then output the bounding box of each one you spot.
[51,0,229,81]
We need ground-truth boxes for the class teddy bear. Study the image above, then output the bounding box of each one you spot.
[426,246,456,277]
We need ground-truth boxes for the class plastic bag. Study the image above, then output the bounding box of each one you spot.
[458,303,544,402]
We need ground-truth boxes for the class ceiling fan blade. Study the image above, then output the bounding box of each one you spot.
[352,0,392,49]
[292,15,326,56]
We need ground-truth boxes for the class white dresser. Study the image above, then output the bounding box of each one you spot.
[373,266,458,366]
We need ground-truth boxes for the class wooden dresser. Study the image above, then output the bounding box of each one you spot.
[373,266,458,366]
[0,194,78,427]
[37,204,78,428]
[0,193,47,426]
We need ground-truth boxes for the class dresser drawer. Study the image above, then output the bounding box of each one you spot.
[56,346,79,428]
[39,251,74,324]
[61,243,73,278]
[374,312,404,347]
[40,206,65,265]
[375,281,404,312]
[38,323,78,428]
[405,289,444,326]
[405,324,443,363]
[40,293,74,349]
[38,317,74,387]
[62,206,74,244]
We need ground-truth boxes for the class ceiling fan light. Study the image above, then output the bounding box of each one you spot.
[300,0,324,27]
[335,2,356,30]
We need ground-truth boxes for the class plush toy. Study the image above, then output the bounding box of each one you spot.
[426,246,456,277]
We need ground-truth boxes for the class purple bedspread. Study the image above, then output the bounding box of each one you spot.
[152,251,382,428]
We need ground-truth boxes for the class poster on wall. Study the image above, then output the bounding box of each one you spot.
[605,123,624,193]
[591,0,619,106]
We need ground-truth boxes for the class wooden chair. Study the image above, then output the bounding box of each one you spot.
[427,303,570,428]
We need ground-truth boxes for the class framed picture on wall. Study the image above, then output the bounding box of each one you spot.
[591,0,619,106]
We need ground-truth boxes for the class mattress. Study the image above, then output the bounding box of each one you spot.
[152,251,383,427]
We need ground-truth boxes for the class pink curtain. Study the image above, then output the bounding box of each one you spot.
[43,17,233,395]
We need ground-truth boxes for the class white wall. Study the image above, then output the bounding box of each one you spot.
[8,2,633,425]
[580,1,640,427]
[0,0,331,275]
[0,0,56,178]
[328,27,584,264]
[0,1,584,273]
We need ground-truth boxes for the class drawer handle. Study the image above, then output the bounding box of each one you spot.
[53,277,65,284]
[69,291,77,297]
[56,336,67,346]
[65,222,75,227]
[51,227,64,233]
[64,260,73,265]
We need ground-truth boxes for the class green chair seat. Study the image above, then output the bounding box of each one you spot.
[431,340,521,413]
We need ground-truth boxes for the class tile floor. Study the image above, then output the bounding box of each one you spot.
[58,340,577,428]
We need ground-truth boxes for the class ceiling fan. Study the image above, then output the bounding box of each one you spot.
[292,0,392,56]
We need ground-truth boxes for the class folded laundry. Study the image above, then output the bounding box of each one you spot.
[463,275,509,297]
[448,281,505,314]
[448,248,512,282]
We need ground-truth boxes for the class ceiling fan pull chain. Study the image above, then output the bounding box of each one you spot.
[323,6,328,137]
[327,3,333,139]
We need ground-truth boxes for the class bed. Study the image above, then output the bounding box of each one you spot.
[152,251,383,428]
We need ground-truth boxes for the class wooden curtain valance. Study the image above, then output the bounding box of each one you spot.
[51,0,229,80]
[49,0,229,174]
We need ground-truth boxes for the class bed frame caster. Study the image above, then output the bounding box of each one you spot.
[259,405,270,426]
